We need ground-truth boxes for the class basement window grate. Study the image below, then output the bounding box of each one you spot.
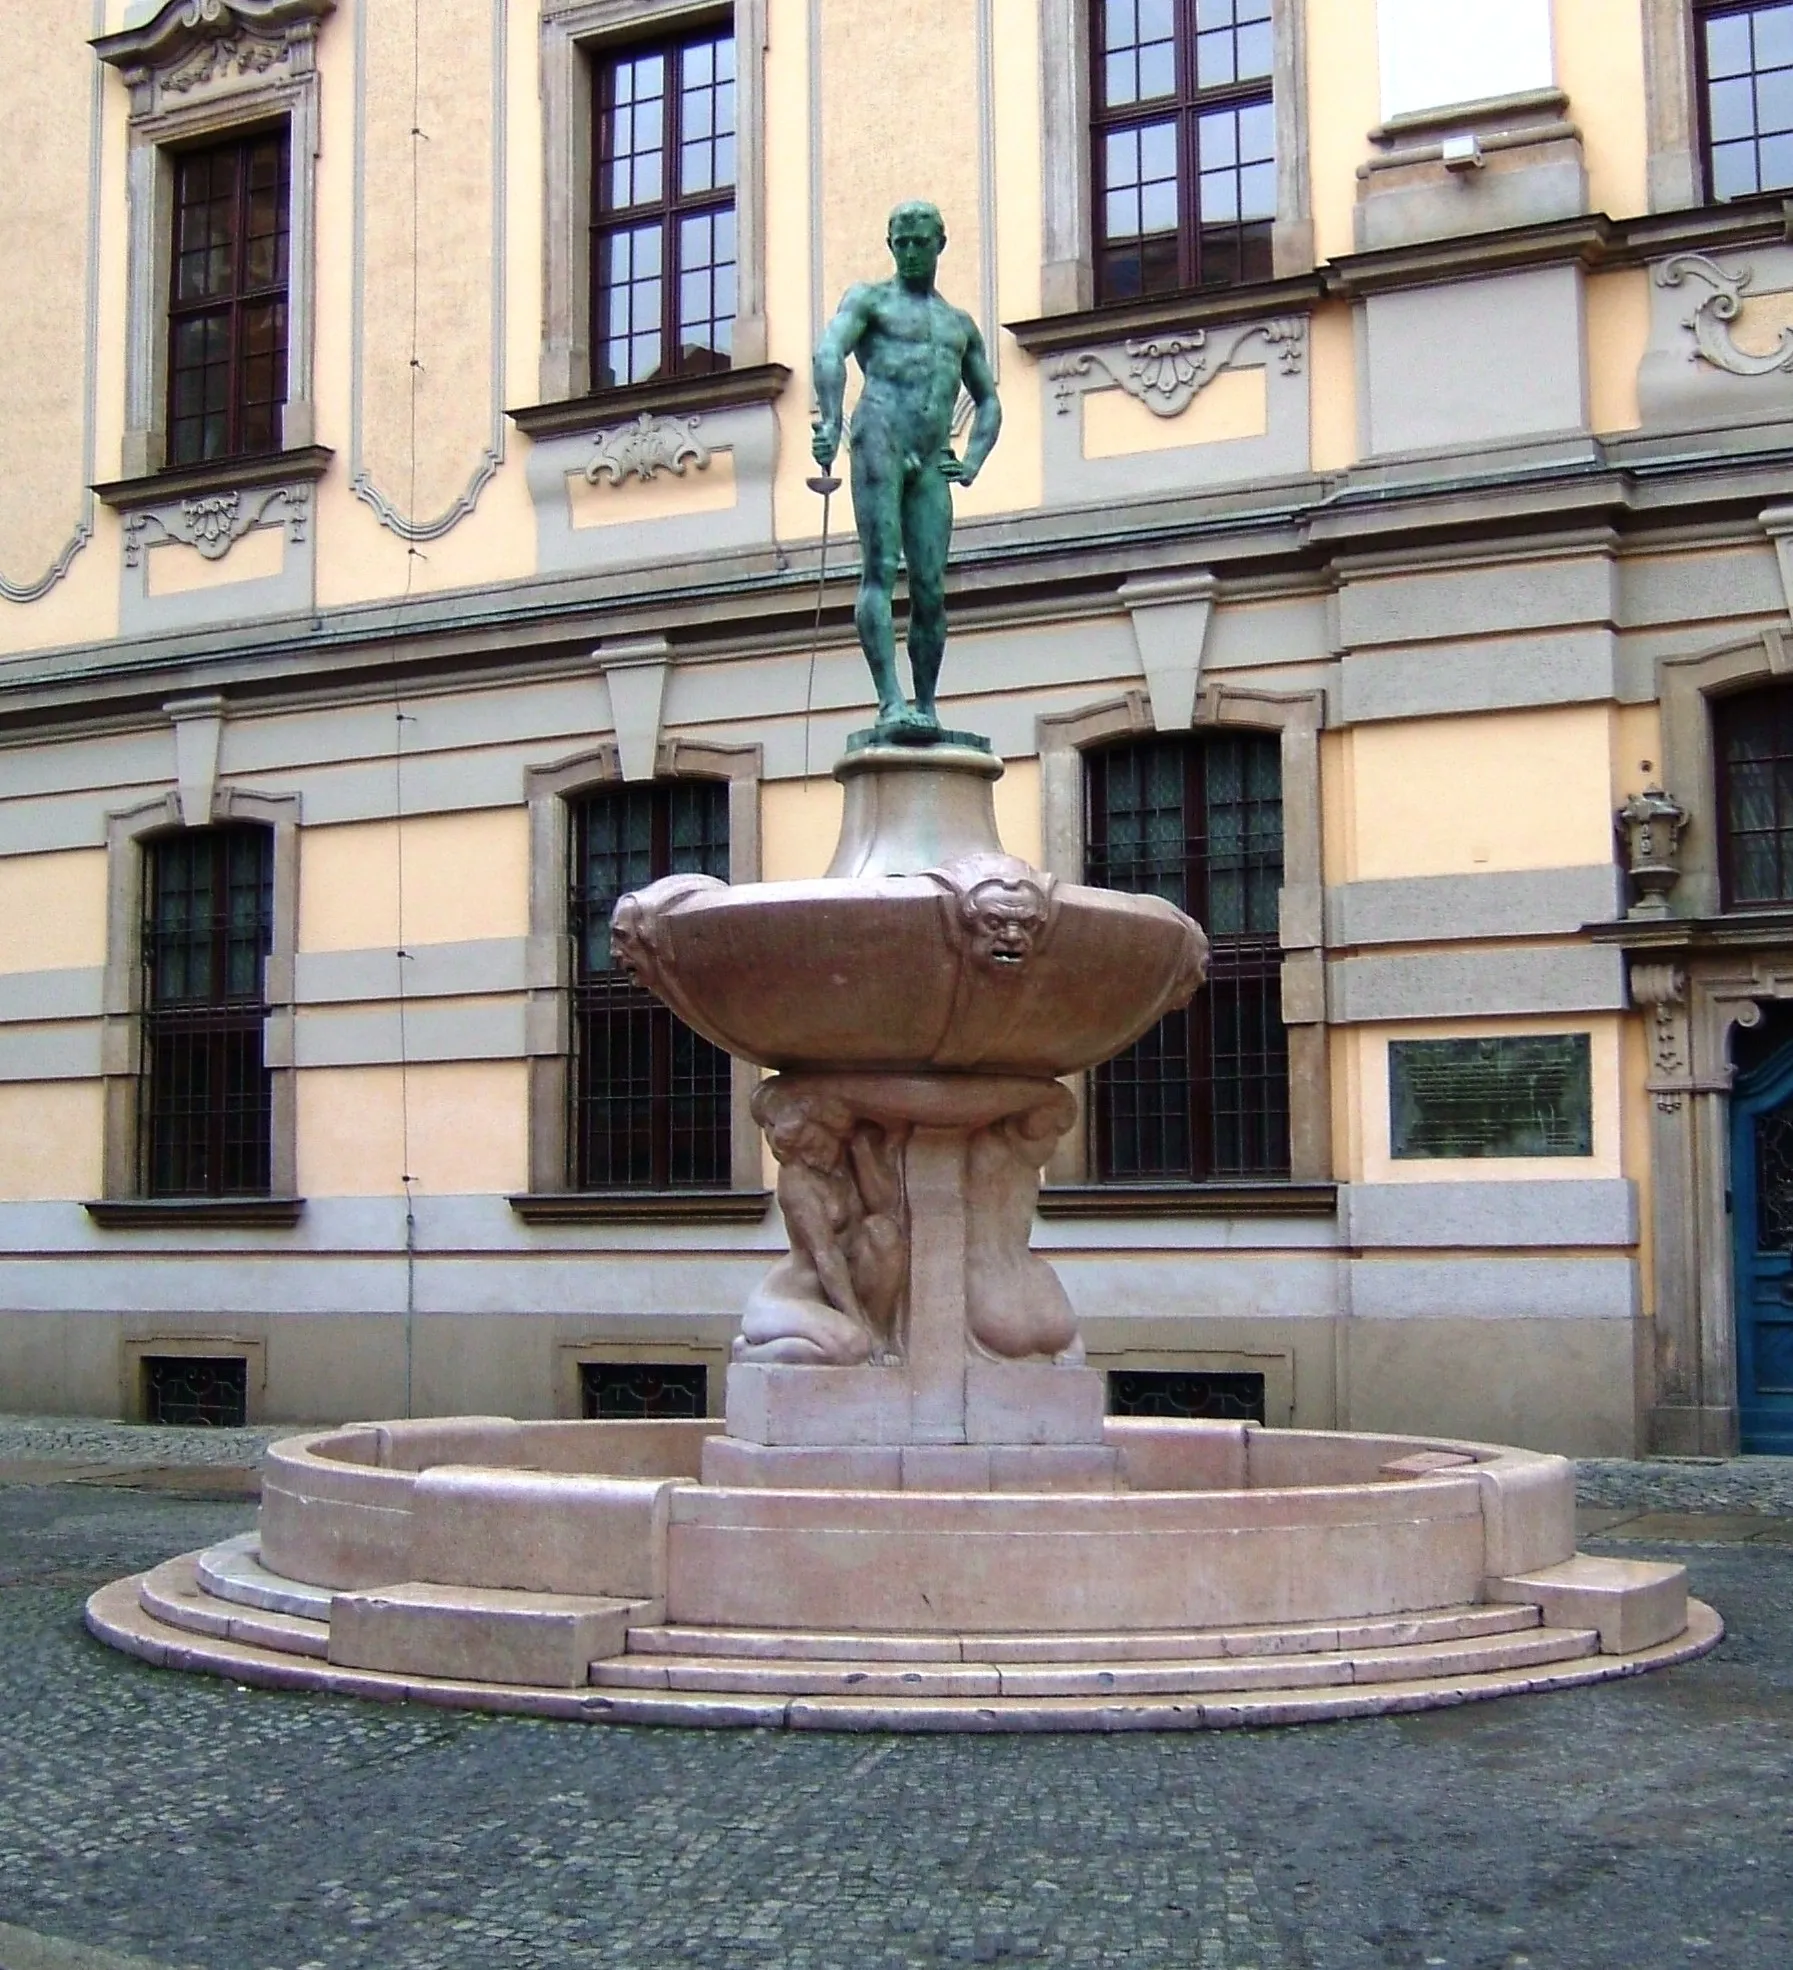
[143,1355,248,1428]
[1106,1368,1266,1423]
[579,1362,709,1420]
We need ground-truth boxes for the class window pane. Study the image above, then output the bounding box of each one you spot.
[1757,2,1793,70]
[1763,128,1793,186]
[1708,11,1753,77]
[1711,73,1757,142]
[1760,63,1793,134]
[1712,135,1760,196]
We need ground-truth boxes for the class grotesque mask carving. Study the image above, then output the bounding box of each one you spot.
[927,853,1058,974]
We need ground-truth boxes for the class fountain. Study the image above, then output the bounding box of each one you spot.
[85,202,1718,1728]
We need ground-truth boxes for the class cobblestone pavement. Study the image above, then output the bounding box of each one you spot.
[1,1460,1791,1970]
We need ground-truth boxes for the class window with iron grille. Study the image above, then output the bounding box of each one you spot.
[1085,733,1288,1181]
[1698,2,1793,198]
[1092,0,1274,304]
[1717,683,1793,905]
[592,25,736,389]
[143,1355,249,1428]
[140,825,275,1197]
[167,129,290,465]
[580,1361,709,1419]
[569,781,732,1187]
[1106,1367,1267,1422]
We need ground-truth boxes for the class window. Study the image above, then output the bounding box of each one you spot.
[166,130,290,465]
[140,825,274,1197]
[1698,1,1793,198]
[569,781,732,1187]
[1716,684,1793,904]
[580,1361,709,1418]
[1106,1367,1267,1421]
[592,27,736,388]
[1092,0,1274,303]
[143,1355,250,1428]
[1085,733,1288,1180]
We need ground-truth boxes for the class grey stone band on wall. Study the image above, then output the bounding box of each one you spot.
[1327,866,1625,946]
[1327,945,1628,1022]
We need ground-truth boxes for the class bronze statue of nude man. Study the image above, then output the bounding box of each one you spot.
[811,200,1002,744]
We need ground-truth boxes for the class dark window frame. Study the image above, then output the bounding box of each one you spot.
[1084,731,1290,1182]
[1090,0,1276,306]
[590,21,738,390]
[139,823,275,1199]
[1715,682,1793,907]
[1694,0,1793,200]
[165,124,291,467]
[568,779,733,1189]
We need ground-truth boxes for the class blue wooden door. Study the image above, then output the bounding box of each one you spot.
[1732,1034,1793,1453]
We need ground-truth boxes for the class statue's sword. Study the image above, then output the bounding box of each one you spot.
[802,468,842,781]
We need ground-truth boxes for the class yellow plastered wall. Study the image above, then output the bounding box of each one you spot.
[1306,0,1381,265]
[311,0,542,606]
[1586,269,1649,436]
[1555,0,1649,220]
[1336,707,1620,882]
[1347,1015,1624,1184]
[0,1082,103,1200]
[297,1062,528,1196]
[298,811,530,952]
[0,852,108,973]
[1309,300,1357,472]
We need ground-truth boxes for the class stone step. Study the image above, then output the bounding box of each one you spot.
[591,1622,1597,1699]
[330,1581,656,1688]
[138,1556,330,1659]
[86,1566,1724,1732]
[195,1532,333,1621]
[623,1602,1541,1666]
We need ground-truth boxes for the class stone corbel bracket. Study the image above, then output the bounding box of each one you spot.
[1629,961,1690,1114]
[1657,253,1793,377]
[1048,318,1307,419]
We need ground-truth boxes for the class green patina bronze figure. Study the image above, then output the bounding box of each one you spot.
[812,200,1002,744]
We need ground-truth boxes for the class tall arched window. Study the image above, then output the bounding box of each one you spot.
[140,822,274,1196]
[1085,731,1289,1180]
[567,779,732,1187]
[1716,682,1793,907]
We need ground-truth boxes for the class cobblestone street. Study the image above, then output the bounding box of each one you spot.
[0,1426,1789,1970]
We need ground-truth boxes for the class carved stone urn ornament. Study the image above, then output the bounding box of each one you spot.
[1616,784,1688,919]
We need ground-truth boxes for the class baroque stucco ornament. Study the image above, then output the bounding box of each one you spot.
[122,485,309,568]
[1657,254,1793,378]
[583,413,710,486]
[1048,318,1306,419]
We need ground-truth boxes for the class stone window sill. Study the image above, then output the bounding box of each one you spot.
[85,1196,306,1229]
[510,1190,773,1224]
[1006,276,1327,356]
[1037,1183,1337,1218]
[507,364,792,442]
[93,446,335,512]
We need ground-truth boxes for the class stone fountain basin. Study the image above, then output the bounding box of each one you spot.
[612,875,1206,1075]
[258,1417,1576,1636]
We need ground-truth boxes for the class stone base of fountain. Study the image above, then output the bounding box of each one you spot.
[85,742,1721,1727]
[87,1413,1717,1730]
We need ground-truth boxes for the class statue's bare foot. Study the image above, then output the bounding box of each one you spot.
[874,704,943,746]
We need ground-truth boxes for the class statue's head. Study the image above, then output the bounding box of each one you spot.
[887,200,947,285]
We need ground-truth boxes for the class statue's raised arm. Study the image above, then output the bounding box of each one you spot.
[808,201,1003,747]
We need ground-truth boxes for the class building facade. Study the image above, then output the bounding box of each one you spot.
[8,0,1793,1456]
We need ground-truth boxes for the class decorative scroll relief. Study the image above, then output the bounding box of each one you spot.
[122,485,308,568]
[1657,254,1793,378]
[583,414,710,486]
[162,27,298,93]
[1048,319,1307,419]
[1631,962,1689,1114]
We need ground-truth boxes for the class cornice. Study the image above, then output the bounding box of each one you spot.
[508,364,792,440]
[93,445,334,510]
[91,0,336,71]
[1008,198,1793,341]
[1006,275,1328,356]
